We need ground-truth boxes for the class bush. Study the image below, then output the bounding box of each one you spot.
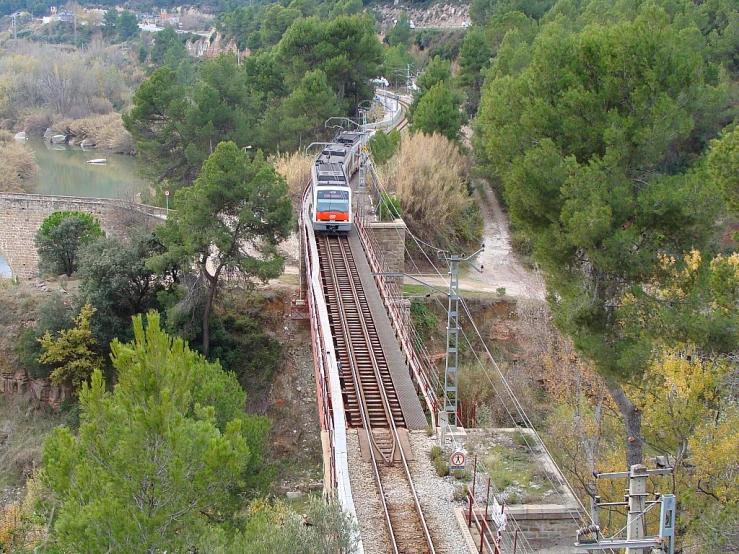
[433,455,450,477]
[35,211,105,276]
[453,469,471,481]
[430,445,443,461]
[378,132,481,250]
[377,192,401,221]
[369,129,401,166]
[0,133,39,193]
[452,483,469,502]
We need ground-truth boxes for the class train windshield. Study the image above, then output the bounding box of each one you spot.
[316,189,350,213]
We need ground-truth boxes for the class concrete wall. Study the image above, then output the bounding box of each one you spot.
[0,193,167,279]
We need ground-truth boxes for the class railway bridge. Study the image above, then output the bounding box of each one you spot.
[301,99,585,551]
[0,193,167,279]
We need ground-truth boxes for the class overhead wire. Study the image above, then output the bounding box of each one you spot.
[363,153,618,553]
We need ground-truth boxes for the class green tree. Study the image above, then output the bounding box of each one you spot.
[385,13,412,47]
[78,231,167,349]
[407,55,455,124]
[416,55,452,95]
[149,142,293,356]
[411,82,463,141]
[260,5,302,47]
[42,312,265,553]
[102,8,118,39]
[276,14,382,110]
[457,28,491,115]
[369,128,400,165]
[474,8,726,465]
[124,56,259,191]
[37,302,103,392]
[261,69,338,152]
[116,10,139,42]
[707,125,739,216]
[34,211,105,276]
[150,25,188,70]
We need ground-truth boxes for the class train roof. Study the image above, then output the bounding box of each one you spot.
[335,132,362,146]
[316,147,348,165]
[314,162,347,185]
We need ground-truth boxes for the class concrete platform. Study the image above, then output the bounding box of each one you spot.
[348,230,429,430]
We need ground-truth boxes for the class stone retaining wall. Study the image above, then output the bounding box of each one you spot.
[0,193,166,279]
[367,220,406,281]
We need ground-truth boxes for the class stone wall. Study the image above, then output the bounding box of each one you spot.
[501,505,582,549]
[0,193,167,280]
[367,220,406,281]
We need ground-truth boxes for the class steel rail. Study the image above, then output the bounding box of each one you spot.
[322,234,436,554]
[322,235,400,554]
[322,235,396,463]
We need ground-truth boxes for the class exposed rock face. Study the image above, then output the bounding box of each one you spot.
[1,370,69,408]
[372,3,471,30]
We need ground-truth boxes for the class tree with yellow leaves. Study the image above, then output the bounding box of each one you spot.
[37,302,103,393]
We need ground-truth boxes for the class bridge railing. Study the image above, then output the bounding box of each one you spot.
[300,184,363,553]
[354,170,440,424]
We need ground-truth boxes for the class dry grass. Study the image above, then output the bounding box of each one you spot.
[378,132,479,249]
[0,133,39,193]
[0,394,62,491]
[53,112,134,154]
[273,151,313,202]
[18,110,54,136]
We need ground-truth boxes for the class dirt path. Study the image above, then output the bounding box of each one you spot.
[463,180,545,299]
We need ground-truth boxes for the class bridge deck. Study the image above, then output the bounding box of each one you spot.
[348,231,429,430]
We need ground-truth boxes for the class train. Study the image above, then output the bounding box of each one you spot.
[311,131,363,233]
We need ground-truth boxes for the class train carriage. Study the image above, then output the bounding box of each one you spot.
[311,131,363,233]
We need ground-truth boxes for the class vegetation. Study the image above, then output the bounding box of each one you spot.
[148,142,293,356]
[35,211,105,277]
[475,3,730,467]
[37,302,103,393]
[379,132,481,250]
[0,130,38,193]
[42,312,267,552]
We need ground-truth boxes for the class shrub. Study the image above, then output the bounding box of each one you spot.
[377,192,401,221]
[0,133,39,193]
[430,445,443,461]
[378,132,481,250]
[35,211,105,276]
[433,455,450,477]
[453,469,471,481]
[452,483,469,502]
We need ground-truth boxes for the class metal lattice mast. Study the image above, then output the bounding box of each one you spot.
[443,255,461,429]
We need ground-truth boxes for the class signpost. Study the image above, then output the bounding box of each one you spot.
[164,189,169,215]
[450,450,466,471]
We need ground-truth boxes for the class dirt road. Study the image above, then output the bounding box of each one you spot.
[465,180,546,300]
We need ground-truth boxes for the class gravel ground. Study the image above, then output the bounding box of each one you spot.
[347,429,473,554]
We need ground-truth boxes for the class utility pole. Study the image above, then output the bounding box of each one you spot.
[439,248,483,444]
[575,463,676,553]
[11,12,17,41]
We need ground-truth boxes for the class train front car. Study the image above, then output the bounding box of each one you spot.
[312,159,353,233]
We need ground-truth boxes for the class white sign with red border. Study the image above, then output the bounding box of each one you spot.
[450,450,466,470]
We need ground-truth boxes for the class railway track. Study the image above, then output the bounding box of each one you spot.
[395,96,411,132]
[317,234,435,554]
[318,234,404,432]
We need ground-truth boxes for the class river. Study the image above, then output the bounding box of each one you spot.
[0,137,146,278]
